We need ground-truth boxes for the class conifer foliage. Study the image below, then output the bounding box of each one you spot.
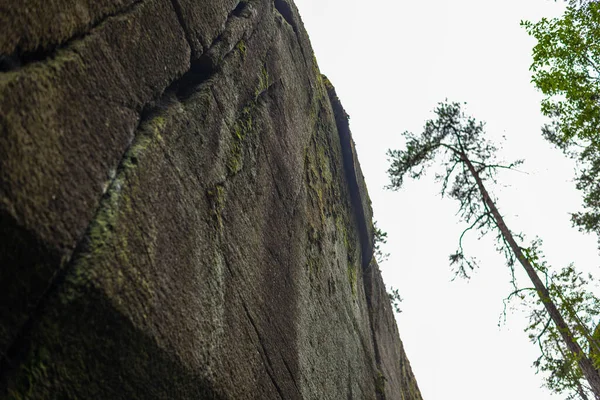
[387,101,600,400]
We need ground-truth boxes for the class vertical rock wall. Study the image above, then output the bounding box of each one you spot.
[0,0,423,399]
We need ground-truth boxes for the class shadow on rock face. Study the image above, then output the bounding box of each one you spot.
[0,283,224,400]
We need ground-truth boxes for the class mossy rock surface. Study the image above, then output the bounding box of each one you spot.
[0,0,190,356]
[0,0,423,399]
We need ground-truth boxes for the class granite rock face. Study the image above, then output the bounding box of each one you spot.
[0,0,423,399]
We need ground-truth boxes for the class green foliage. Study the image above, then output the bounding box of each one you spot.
[592,324,600,370]
[560,0,596,10]
[523,6,600,395]
[387,287,403,314]
[388,101,600,399]
[387,101,522,279]
[373,220,389,264]
[373,221,402,313]
[510,240,600,400]
[522,2,600,237]
[522,3,600,142]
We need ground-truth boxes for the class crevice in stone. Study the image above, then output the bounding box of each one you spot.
[232,1,249,17]
[0,0,145,73]
[0,0,267,365]
[231,0,256,19]
[1,0,259,380]
[324,81,373,269]
[274,0,296,31]
[185,0,255,70]
[0,48,219,378]
[281,354,302,395]
[170,0,198,56]
[273,0,310,70]
[0,50,48,72]
[327,80,385,395]
[241,302,285,399]
[174,55,216,100]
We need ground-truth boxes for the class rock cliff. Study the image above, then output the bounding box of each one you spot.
[0,0,423,398]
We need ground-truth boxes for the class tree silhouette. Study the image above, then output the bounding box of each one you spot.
[387,101,600,399]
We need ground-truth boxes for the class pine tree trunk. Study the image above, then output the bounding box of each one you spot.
[461,155,600,399]
[577,382,590,400]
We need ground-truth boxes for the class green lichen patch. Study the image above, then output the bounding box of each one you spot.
[206,183,226,228]
[321,74,334,91]
[375,369,387,395]
[227,105,255,176]
[304,112,337,222]
[59,114,167,308]
[254,64,271,101]
[236,40,247,61]
[303,100,363,297]
[305,223,325,280]
[347,263,358,297]
[226,62,275,176]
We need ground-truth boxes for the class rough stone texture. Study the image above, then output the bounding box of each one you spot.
[0,0,191,358]
[0,0,423,399]
[0,0,139,56]
[364,261,424,400]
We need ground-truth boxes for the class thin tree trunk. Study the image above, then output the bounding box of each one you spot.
[577,382,591,400]
[461,155,600,399]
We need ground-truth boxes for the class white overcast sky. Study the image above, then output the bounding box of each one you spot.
[294,1,600,399]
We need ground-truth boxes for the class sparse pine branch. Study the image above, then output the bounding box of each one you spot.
[373,221,390,265]
[387,100,600,399]
[387,287,403,314]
